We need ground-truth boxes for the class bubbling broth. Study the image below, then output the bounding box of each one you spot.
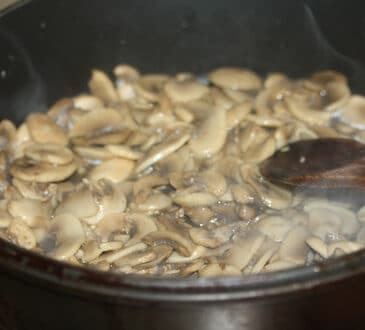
[1,66,365,277]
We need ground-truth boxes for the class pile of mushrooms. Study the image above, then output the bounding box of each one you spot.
[0,65,364,277]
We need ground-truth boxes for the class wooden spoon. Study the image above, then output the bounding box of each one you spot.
[260,138,365,189]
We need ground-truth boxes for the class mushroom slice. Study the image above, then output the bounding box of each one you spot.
[9,157,77,183]
[135,130,190,173]
[279,226,310,265]
[179,259,205,276]
[55,187,98,219]
[327,241,363,257]
[89,158,135,183]
[264,260,296,272]
[114,247,157,267]
[338,95,365,129]
[134,245,173,269]
[95,213,133,242]
[8,198,50,227]
[7,219,36,249]
[189,224,236,248]
[306,236,328,258]
[135,74,169,102]
[164,79,209,103]
[189,106,226,158]
[0,209,13,228]
[106,145,143,160]
[199,264,224,277]
[26,113,68,145]
[88,70,119,104]
[137,193,172,212]
[124,213,158,246]
[304,200,358,237]
[197,170,227,197]
[251,249,277,274]
[285,97,331,126]
[73,94,104,111]
[142,231,197,257]
[48,213,85,260]
[245,169,292,210]
[311,70,347,86]
[231,183,256,204]
[174,192,217,208]
[73,146,114,162]
[225,232,266,270]
[69,109,130,145]
[226,101,252,130]
[0,119,17,150]
[96,242,147,264]
[242,135,276,164]
[25,143,74,165]
[12,178,55,202]
[209,67,262,91]
[256,216,293,242]
[133,174,169,195]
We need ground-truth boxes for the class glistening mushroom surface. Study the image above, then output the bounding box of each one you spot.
[1,66,364,277]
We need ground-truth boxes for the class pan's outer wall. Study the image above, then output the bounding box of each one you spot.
[1,0,365,329]
[0,263,365,330]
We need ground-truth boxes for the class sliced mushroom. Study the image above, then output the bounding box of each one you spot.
[327,240,363,257]
[304,200,358,238]
[26,113,68,145]
[106,145,143,160]
[7,219,36,249]
[174,192,217,208]
[137,192,172,212]
[197,170,227,197]
[189,224,236,248]
[89,158,135,183]
[135,130,190,173]
[338,95,365,129]
[95,242,147,264]
[25,143,74,165]
[0,119,17,150]
[189,106,226,158]
[0,209,13,228]
[55,188,99,219]
[123,213,158,246]
[12,178,56,202]
[48,213,85,260]
[306,236,328,258]
[73,94,104,111]
[225,232,265,270]
[279,226,310,265]
[142,230,197,257]
[226,101,252,130]
[256,216,293,242]
[69,109,131,145]
[209,67,262,91]
[133,245,173,269]
[88,69,119,104]
[135,74,169,102]
[8,198,51,227]
[9,157,77,183]
[164,79,209,103]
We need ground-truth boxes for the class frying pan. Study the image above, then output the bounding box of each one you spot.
[1,1,365,329]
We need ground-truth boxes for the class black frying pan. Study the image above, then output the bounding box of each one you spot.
[1,1,365,329]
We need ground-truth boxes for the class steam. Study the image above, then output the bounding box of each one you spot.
[0,28,46,124]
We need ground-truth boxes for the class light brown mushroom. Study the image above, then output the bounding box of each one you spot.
[26,113,68,145]
[189,106,226,158]
[209,67,262,91]
[48,213,85,260]
[88,69,119,104]
[7,219,36,249]
[164,79,209,103]
[88,158,135,183]
[9,157,77,183]
[69,108,131,145]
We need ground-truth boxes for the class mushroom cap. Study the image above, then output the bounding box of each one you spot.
[209,67,262,91]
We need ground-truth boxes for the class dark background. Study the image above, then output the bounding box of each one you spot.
[0,0,365,122]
